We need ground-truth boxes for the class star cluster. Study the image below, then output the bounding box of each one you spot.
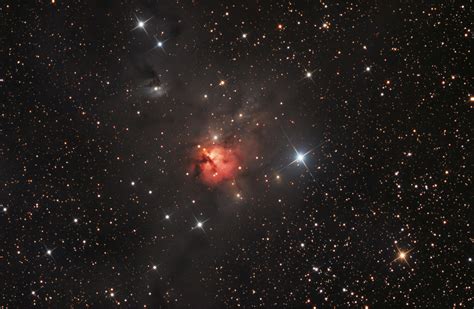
[1,1,472,307]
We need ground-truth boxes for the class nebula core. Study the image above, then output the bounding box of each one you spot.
[193,145,240,186]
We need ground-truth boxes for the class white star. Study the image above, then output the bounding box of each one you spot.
[296,152,305,162]
[153,36,167,52]
[193,217,209,231]
[280,131,329,183]
[132,16,152,33]
[303,69,316,81]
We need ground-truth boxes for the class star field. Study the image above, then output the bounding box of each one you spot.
[1,1,472,307]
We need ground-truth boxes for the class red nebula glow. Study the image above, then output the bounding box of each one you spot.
[194,145,239,186]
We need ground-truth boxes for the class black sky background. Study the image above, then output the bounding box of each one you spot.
[1,0,472,307]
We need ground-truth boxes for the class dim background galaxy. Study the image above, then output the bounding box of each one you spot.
[1,1,472,308]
